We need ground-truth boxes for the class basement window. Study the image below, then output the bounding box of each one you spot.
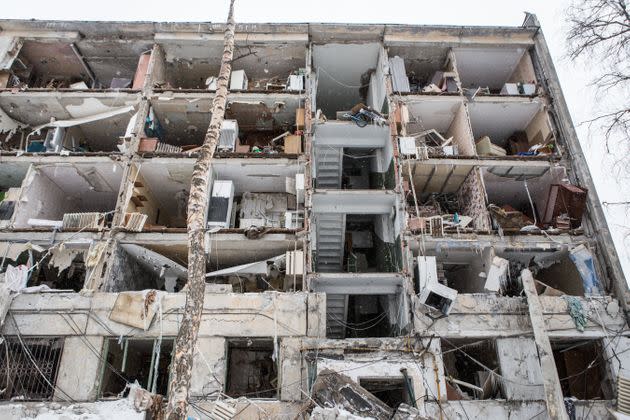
[0,337,64,400]
[553,340,613,400]
[359,378,411,410]
[441,339,504,400]
[100,338,173,397]
[226,339,278,399]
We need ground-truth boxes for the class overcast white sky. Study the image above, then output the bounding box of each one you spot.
[2,0,629,280]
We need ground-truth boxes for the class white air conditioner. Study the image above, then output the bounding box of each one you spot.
[219,120,239,152]
[230,70,248,90]
[415,256,457,315]
[207,180,234,228]
[286,74,304,91]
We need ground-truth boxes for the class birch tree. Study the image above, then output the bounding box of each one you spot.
[165,1,236,418]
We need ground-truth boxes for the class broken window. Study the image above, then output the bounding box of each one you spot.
[0,337,64,400]
[359,378,411,410]
[469,101,554,157]
[100,338,173,397]
[441,339,504,400]
[553,340,613,400]
[344,295,398,338]
[226,339,278,399]
[12,164,123,230]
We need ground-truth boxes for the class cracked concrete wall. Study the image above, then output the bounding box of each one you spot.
[190,337,226,398]
[54,336,104,401]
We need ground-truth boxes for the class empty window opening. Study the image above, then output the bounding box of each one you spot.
[226,339,278,399]
[154,43,306,91]
[100,338,173,397]
[0,337,63,400]
[453,47,537,94]
[553,340,613,400]
[469,102,554,157]
[338,148,394,190]
[343,215,399,273]
[347,295,396,338]
[359,378,411,410]
[5,40,149,90]
[386,45,458,94]
[442,339,504,400]
[13,164,122,230]
[313,43,384,119]
[483,167,588,233]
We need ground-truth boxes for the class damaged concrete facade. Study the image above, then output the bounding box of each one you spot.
[0,15,628,420]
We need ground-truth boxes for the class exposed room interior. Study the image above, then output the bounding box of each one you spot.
[359,377,411,410]
[452,46,537,94]
[313,123,394,190]
[312,43,386,118]
[468,101,554,157]
[442,339,504,400]
[147,94,304,154]
[12,163,123,229]
[129,159,304,230]
[100,338,174,397]
[404,163,489,232]
[498,247,600,297]
[386,44,459,94]
[312,192,400,274]
[226,338,277,399]
[401,99,475,156]
[552,340,613,400]
[482,165,588,232]
[4,38,151,90]
[0,163,29,224]
[309,274,408,339]
[0,95,139,153]
[153,40,306,91]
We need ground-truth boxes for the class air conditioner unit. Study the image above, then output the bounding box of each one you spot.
[207,180,234,228]
[219,120,239,152]
[286,74,304,91]
[230,70,248,90]
[286,250,304,276]
[399,137,417,157]
[415,256,457,315]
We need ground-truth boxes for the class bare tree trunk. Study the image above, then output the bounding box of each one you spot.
[164,1,236,418]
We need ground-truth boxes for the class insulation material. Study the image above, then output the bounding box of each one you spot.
[569,245,603,295]
[457,169,491,230]
[0,106,27,141]
[86,242,107,268]
[109,290,162,330]
[49,247,86,273]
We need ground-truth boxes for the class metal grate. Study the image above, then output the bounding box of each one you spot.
[0,337,64,400]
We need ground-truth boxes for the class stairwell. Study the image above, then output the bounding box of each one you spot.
[315,146,343,189]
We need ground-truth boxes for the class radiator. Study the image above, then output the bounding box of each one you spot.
[124,212,148,232]
[619,375,630,414]
[155,142,183,154]
[62,212,105,230]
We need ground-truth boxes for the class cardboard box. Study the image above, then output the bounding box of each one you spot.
[295,108,305,130]
[284,135,302,154]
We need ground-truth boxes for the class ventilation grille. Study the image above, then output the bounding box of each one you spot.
[62,212,105,230]
[618,376,630,414]
[124,212,148,232]
[155,142,183,154]
[209,400,236,420]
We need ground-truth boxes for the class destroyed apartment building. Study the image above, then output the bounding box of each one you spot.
[0,14,628,420]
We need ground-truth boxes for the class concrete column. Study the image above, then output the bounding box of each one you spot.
[54,336,104,401]
[521,269,568,420]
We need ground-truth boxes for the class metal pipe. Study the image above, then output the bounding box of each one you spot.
[69,43,97,88]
